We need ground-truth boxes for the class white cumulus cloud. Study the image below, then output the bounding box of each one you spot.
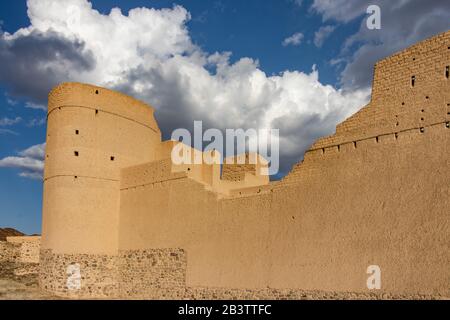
[0,0,371,176]
[0,143,46,179]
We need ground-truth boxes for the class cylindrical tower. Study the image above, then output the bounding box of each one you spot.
[40,82,161,297]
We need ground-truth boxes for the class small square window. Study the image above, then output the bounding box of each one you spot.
[75,130,79,135]
[74,151,79,156]
[110,156,115,161]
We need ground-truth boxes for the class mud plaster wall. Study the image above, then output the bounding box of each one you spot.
[33,246,449,299]
[118,31,450,297]
[42,83,162,255]
[311,31,450,150]
[222,154,257,182]
[40,32,449,299]
[116,248,437,300]
[119,121,449,297]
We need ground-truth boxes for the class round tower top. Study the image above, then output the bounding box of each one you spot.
[48,82,160,133]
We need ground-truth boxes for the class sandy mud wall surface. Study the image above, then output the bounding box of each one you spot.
[268,124,449,296]
[40,83,162,297]
[118,123,449,298]
[38,31,450,298]
[313,31,450,150]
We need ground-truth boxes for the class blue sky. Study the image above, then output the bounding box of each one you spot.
[1,0,449,234]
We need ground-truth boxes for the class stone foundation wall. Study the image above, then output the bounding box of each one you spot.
[116,248,442,300]
[118,249,186,298]
[0,237,40,264]
[18,240,40,263]
[37,246,446,299]
[0,241,21,262]
[39,249,118,298]
[39,248,186,299]
[14,263,40,276]
[154,286,440,300]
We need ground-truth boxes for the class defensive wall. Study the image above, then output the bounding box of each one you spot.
[39,31,450,299]
[0,236,40,264]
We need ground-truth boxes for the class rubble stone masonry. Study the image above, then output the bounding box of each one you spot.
[0,237,40,264]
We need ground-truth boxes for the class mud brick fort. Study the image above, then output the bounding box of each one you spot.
[34,31,449,299]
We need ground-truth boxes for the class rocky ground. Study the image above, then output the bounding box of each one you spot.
[0,262,62,300]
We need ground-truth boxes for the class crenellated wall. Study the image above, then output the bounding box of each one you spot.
[309,30,450,153]
[118,123,448,297]
[116,30,449,298]
[39,31,450,299]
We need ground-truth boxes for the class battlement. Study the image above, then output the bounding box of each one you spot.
[40,31,450,299]
[120,144,269,196]
[222,153,268,181]
[310,30,450,152]
[282,30,450,185]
